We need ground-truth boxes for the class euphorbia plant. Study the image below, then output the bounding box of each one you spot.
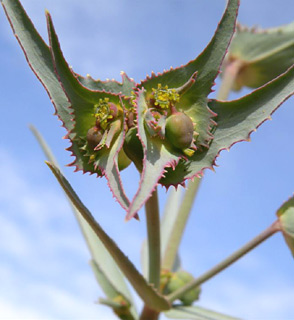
[2,0,294,319]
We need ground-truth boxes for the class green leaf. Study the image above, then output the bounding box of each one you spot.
[276,195,294,257]
[225,22,294,90]
[160,188,183,271]
[126,0,239,218]
[78,71,136,98]
[90,259,125,300]
[1,0,72,129]
[126,89,182,220]
[46,12,131,212]
[140,0,239,100]
[161,65,294,186]
[164,305,239,320]
[30,125,138,318]
[46,162,171,312]
[161,180,201,271]
[91,261,136,320]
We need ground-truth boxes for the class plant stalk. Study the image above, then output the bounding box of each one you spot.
[139,305,160,320]
[162,178,201,270]
[161,61,241,271]
[167,220,281,303]
[217,59,243,100]
[145,187,161,289]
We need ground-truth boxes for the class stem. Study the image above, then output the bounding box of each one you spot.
[145,187,161,289]
[140,305,159,320]
[162,178,201,270]
[217,59,243,100]
[167,220,281,303]
[161,61,241,271]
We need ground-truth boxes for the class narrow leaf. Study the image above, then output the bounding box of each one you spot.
[91,260,136,320]
[140,0,239,100]
[46,12,131,211]
[90,260,123,300]
[142,188,183,276]
[276,195,294,257]
[161,187,183,271]
[128,0,239,217]
[165,305,240,320]
[1,0,72,128]
[162,179,201,271]
[46,162,170,312]
[30,125,137,317]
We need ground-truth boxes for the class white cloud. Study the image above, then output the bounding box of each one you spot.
[0,299,44,319]
[199,273,294,319]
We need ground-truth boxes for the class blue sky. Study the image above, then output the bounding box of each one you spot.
[0,0,294,319]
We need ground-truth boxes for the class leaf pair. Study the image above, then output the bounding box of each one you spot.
[3,0,294,222]
[126,0,294,219]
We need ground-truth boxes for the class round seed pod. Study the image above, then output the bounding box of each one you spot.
[86,126,103,150]
[166,270,201,306]
[165,112,194,150]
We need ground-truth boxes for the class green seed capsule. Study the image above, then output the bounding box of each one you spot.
[165,112,194,149]
[166,270,201,306]
[86,126,103,150]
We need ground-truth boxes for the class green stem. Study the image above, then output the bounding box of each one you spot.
[47,162,170,312]
[161,62,241,271]
[139,305,159,320]
[145,187,161,289]
[167,220,281,303]
[162,178,201,270]
[217,59,243,100]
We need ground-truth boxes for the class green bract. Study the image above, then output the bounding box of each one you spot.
[2,0,294,221]
[276,195,294,258]
[2,0,294,319]
[223,22,294,90]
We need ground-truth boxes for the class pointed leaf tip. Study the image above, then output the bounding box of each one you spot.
[47,12,131,212]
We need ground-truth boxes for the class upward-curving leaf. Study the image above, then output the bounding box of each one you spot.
[126,0,239,219]
[161,65,294,186]
[1,0,72,128]
[46,12,131,212]
[140,0,239,100]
